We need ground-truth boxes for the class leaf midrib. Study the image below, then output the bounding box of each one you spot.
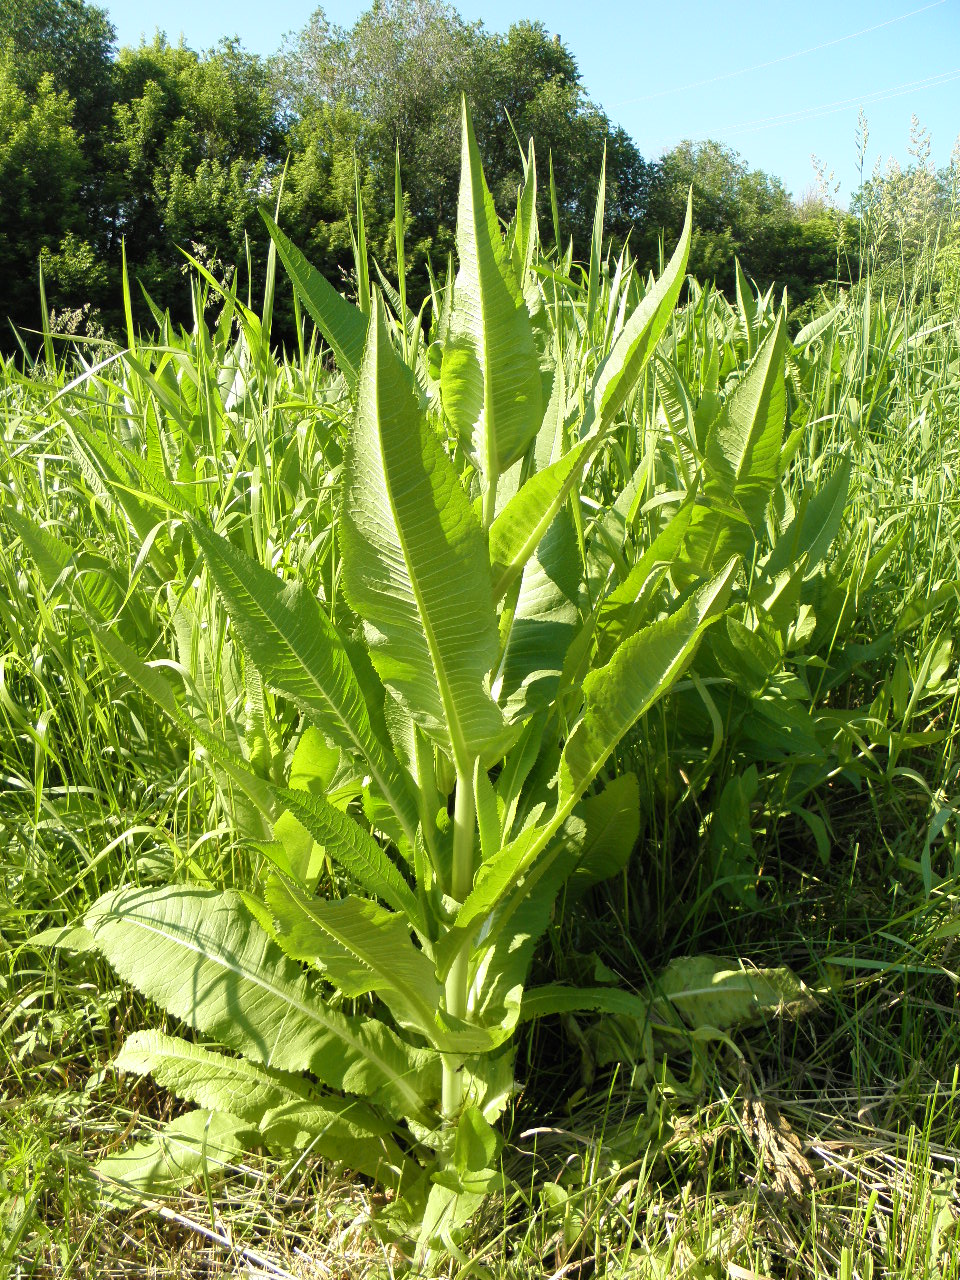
[96,902,426,1117]
[373,366,477,775]
[274,884,439,1035]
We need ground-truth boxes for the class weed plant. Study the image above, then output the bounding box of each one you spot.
[1,105,959,1276]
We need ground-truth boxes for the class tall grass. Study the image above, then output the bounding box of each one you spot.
[2,186,959,1273]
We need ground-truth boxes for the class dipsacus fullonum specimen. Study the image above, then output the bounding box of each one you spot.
[19,100,831,1257]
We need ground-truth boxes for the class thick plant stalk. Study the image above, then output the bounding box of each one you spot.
[442,769,477,1119]
[482,477,498,531]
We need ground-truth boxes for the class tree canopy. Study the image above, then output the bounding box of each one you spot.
[274,4,647,297]
[0,0,883,346]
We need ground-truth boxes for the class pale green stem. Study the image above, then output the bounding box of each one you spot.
[482,474,497,531]
[441,767,476,1119]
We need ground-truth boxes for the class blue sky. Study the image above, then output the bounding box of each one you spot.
[101,0,960,204]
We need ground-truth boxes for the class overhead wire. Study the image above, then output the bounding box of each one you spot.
[607,0,947,108]
[718,65,960,137]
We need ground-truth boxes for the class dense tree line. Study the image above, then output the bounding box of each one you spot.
[1,0,856,345]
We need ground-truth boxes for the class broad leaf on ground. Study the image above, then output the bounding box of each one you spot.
[85,886,440,1119]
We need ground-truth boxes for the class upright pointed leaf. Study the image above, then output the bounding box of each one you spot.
[474,759,501,863]
[470,829,582,1026]
[274,785,424,927]
[394,144,409,354]
[704,309,787,522]
[735,259,758,359]
[472,776,641,1025]
[445,567,735,970]
[353,157,371,318]
[266,880,442,1036]
[489,439,592,600]
[512,139,538,289]
[262,213,367,389]
[441,99,542,498]
[585,145,606,338]
[764,450,852,581]
[341,297,506,773]
[560,559,738,805]
[548,149,562,254]
[567,771,642,899]
[596,493,697,661]
[682,312,787,574]
[59,407,174,575]
[587,189,693,437]
[496,506,580,722]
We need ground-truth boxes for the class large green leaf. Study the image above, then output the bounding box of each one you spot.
[495,712,548,841]
[258,1100,407,1184]
[567,772,642,899]
[735,259,758,359]
[596,493,697,662]
[519,984,651,1023]
[273,785,424,928]
[656,956,815,1029]
[488,440,591,600]
[191,520,418,844]
[486,188,692,601]
[468,775,640,1019]
[341,295,506,773]
[764,450,852,581]
[560,559,738,806]
[114,1030,314,1120]
[265,878,442,1035]
[85,887,440,1119]
[441,99,542,499]
[682,312,787,575]
[705,309,786,522]
[470,817,594,1026]
[94,1110,252,1197]
[264,875,507,1054]
[262,212,367,388]
[446,821,551,964]
[496,505,581,723]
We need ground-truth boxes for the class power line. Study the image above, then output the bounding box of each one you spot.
[607,0,947,109]
[718,65,960,137]
[639,64,960,159]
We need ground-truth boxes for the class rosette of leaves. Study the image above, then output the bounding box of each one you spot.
[24,102,746,1256]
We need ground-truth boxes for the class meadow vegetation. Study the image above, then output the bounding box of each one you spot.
[2,5,960,1279]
